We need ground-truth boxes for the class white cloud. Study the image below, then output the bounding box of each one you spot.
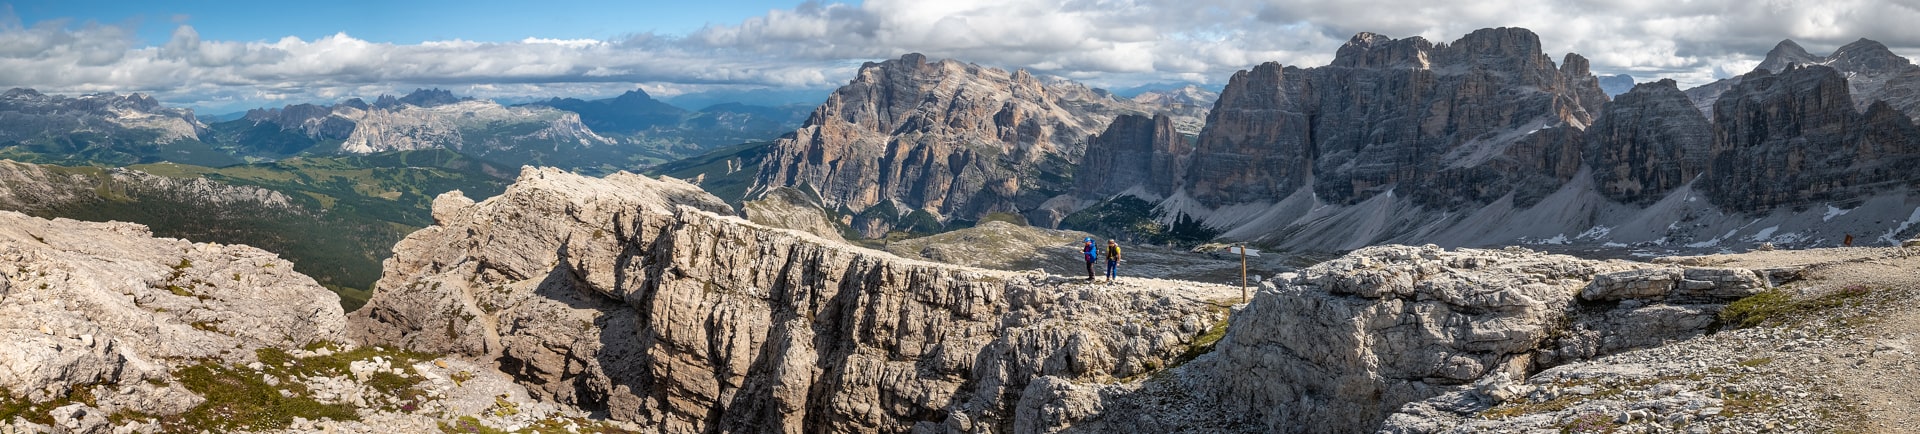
[3,0,1919,112]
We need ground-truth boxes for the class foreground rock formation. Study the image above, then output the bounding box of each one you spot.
[351,167,1240,432]
[0,211,342,430]
[0,210,642,433]
[1385,246,1920,433]
[1036,244,1790,433]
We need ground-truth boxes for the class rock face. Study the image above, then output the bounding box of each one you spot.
[751,54,1157,237]
[1177,28,1605,208]
[352,167,1236,433]
[1062,245,1775,433]
[1702,65,1920,212]
[1074,114,1184,199]
[0,211,345,417]
[1582,79,1712,205]
[1052,27,1920,252]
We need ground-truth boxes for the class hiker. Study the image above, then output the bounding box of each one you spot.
[1105,239,1122,283]
[1082,237,1098,281]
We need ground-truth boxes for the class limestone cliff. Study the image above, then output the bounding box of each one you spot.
[1703,65,1920,213]
[1071,28,1920,253]
[1178,28,1605,208]
[351,167,1237,433]
[1074,114,1184,200]
[1582,79,1712,205]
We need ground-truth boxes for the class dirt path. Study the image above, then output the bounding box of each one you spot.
[1668,246,1920,433]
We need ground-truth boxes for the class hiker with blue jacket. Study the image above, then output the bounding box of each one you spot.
[1082,237,1098,281]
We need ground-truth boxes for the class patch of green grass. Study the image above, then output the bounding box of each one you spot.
[1481,378,1645,420]
[1720,285,1876,328]
[1724,390,1782,414]
[1737,357,1774,368]
[441,416,511,434]
[169,361,356,431]
[0,382,117,426]
[1559,412,1617,433]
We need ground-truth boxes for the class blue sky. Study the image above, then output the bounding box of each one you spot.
[7,1,806,44]
[4,0,1918,112]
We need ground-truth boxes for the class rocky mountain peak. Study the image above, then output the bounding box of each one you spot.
[1584,77,1711,205]
[1453,26,1542,51]
[2,88,43,99]
[754,52,1146,235]
[1827,38,1911,74]
[1181,26,1603,209]
[395,88,466,107]
[1757,39,1819,73]
[610,88,657,104]
[1332,32,1434,68]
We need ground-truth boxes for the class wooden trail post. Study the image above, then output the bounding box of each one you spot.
[1240,243,1247,303]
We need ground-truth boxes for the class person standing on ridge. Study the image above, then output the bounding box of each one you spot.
[1105,239,1122,283]
[1082,237,1098,281]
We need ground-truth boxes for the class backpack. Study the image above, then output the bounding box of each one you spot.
[1083,242,1097,261]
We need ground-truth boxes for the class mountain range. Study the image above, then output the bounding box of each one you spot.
[733,28,1920,254]
[0,86,820,175]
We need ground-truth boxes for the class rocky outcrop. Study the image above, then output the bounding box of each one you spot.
[1583,79,1712,205]
[1702,65,1920,212]
[1064,245,1778,433]
[352,167,1237,433]
[1180,28,1605,208]
[751,54,1159,237]
[0,211,345,424]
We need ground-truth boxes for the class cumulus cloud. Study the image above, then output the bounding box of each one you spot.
[2,0,1918,111]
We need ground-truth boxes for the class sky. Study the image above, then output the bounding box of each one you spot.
[3,0,1919,113]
